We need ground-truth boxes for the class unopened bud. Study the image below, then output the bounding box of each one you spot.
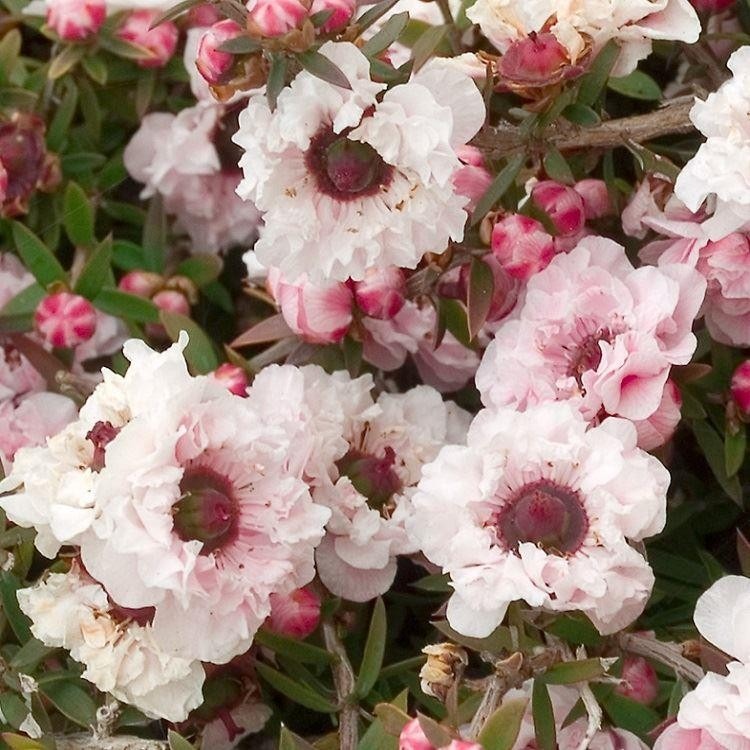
[212,363,249,397]
[117,10,178,69]
[35,292,97,348]
[46,0,105,41]
[266,587,321,639]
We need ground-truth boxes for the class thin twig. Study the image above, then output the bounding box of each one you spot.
[619,632,705,684]
[323,621,359,750]
[467,672,505,740]
[473,96,697,159]
[55,738,167,749]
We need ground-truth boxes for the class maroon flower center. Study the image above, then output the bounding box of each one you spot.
[566,327,614,387]
[86,421,120,472]
[306,127,392,201]
[336,446,402,509]
[494,480,588,555]
[173,467,238,554]
[109,601,156,626]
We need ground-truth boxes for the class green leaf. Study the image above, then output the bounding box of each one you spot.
[142,195,167,273]
[168,730,196,750]
[411,573,451,592]
[266,53,288,111]
[218,36,261,54]
[467,257,494,341]
[356,0,399,32]
[12,222,67,287]
[691,419,743,505]
[562,102,600,125]
[478,697,528,750]
[601,692,660,739]
[577,40,619,106]
[255,662,337,713]
[160,312,219,374]
[543,147,575,185]
[61,152,107,176]
[410,24,448,72]
[0,573,32,643]
[112,240,146,271]
[80,53,107,85]
[432,620,513,654]
[63,182,96,248]
[298,50,351,89]
[362,12,409,57]
[98,34,155,61]
[254,629,334,666]
[176,255,222,287]
[0,694,32,731]
[545,615,602,647]
[539,657,612,685]
[0,28,21,81]
[9,638,54,672]
[532,681,556,750]
[48,44,86,80]
[356,597,387,698]
[417,714,452,748]
[725,423,746,477]
[471,152,525,225]
[278,726,316,750]
[0,283,45,317]
[135,68,156,119]
[74,236,112,299]
[152,0,204,26]
[41,681,97,728]
[373,702,411,736]
[625,141,681,182]
[607,70,661,101]
[738,529,750,577]
[92,288,160,323]
[1,733,47,750]
[438,297,471,348]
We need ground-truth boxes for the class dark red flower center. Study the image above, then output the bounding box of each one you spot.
[494,479,588,555]
[306,127,392,201]
[86,421,120,472]
[173,467,238,554]
[109,601,156,626]
[566,327,614,387]
[336,446,402,509]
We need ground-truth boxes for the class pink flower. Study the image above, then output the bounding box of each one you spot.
[398,719,481,750]
[196,19,242,86]
[654,724,738,750]
[731,361,750,414]
[531,180,586,242]
[247,0,308,36]
[34,292,97,349]
[118,11,178,69]
[310,0,356,31]
[633,379,682,451]
[266,588,321,639]
[268,268,353,344]
[453,145,493,212]
[491,214,557,281]
[574,178,612,220]
[616,656,660,705]
[211,364,249,397]
[46,0,105,41]
[477,237,706,429]
[353,266,406,320]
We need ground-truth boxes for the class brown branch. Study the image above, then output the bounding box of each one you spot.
[473,96,697,160]
[322,621,359,750]
[55,737,167,749]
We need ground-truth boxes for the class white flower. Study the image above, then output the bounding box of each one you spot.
[232,42,485,282]
[466,0,700,76]
[408,402,669,637]
[675,47,750,240]
[18,564,205,722]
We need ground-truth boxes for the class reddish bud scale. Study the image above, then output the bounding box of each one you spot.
[34,292,97,349]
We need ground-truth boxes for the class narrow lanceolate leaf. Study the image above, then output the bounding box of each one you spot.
[255,662,338,713]
[48,44,87,80]
[467,257,494,341]
[297,50,351,89]
[532,680,557,750]
[63,181,96,247]
[356,597,387,698]
[74,236,112,299]
[231,314,294,348]
[477,698,528,750]
[218,36,261,54]
[40,681,97,728]
[539,657,614,685]
[151,0,204,27]
[168,730,197,750]
[160,312,219,374]
[12,222,67,287]
[278,726,316,750]
[92,288,160,323]
[543,147,575,185]
[361,12,409,57]
[176,255,222,287]
[471,152,525,225]
[355,0,400,32]
[266,54,288,110]
[373,702,411,736]
[690,419,743,505]
[254,629,334,666]
[725,423,746,477]
[410,24,448,72]
[577,39,620,106]
[607,70,661,101]
[0,573,32,643]
[0,283,45,318]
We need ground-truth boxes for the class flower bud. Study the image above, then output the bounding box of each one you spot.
[46,0,105,41]
[353,266,406,320]
[531,180,586,239]
[266,587,321,639]
[731,360,750,414]
[310,0,356,32]
[117,10,179,69]
[34,292,97,349]
[574,178,612,220]
[212,363,249,397]
[453,145,493,212]
[616,656,659,705]
[186,3,221,27]
[491,214,557,281]
[399,720,433,750]
[419,643,468,703]
[247,0,309,37]
[152,289,191,316]
[196,19,243,86]
[118,270,163,298]
[337,447,402,509]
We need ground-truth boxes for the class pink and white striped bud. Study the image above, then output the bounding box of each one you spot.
[268,268,353,344]
[491,214,557,281]
[310,0,356,32]
[211,363,249,396]
[616,657,659,705]
[266,588,321,639]
[633,379,682,451]
[574,178,612,220]
[34,292,97,349]
[186,3,221,27]
[118,270,163,298]
[531,180,586,239]
[46,0,105,41]
[117,10,179,69]
[353,266,406,320]
[196,19,243,86]
[152,289,191,316]
[247,0,309,37]
[453,146,493,213]
[731,360,750,414]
